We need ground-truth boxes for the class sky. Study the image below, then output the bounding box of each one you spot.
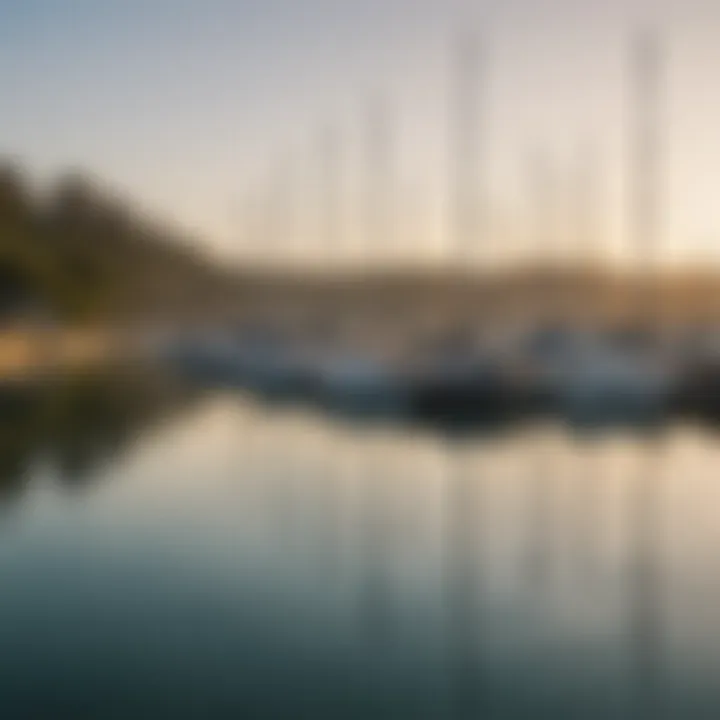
[2,0,720,268]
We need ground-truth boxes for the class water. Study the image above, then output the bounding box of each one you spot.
[1,366,720,718]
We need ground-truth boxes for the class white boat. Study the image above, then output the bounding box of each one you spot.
[315,352,409,415]
[169,328,317,399]
[532,332,677,423]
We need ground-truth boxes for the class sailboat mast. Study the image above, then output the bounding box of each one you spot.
[630,29,663,327]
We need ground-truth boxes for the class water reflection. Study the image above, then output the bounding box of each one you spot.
[0,366,199,500]
[628,445,664,718]
[444,443,486,717]
[0,375,718,718]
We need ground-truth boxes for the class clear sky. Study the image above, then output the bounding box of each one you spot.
[2,0,720,267]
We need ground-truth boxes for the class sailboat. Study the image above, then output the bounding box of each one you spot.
[531,329,677,424]
[314,350,409,416]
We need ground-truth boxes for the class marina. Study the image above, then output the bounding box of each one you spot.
[165,320,720,428]
[2,2,720,716]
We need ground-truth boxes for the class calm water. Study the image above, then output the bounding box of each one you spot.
[1,367,720,718]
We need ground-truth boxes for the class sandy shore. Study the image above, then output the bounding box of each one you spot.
[0,328,125,380]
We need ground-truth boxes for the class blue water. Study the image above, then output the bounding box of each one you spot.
[0,368,718,718]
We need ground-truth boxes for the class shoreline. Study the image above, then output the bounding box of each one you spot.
[0,327,132,380]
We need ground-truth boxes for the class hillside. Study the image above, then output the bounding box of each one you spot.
[0,161,233,322]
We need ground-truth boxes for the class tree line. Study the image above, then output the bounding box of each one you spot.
[0,160,236,322]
